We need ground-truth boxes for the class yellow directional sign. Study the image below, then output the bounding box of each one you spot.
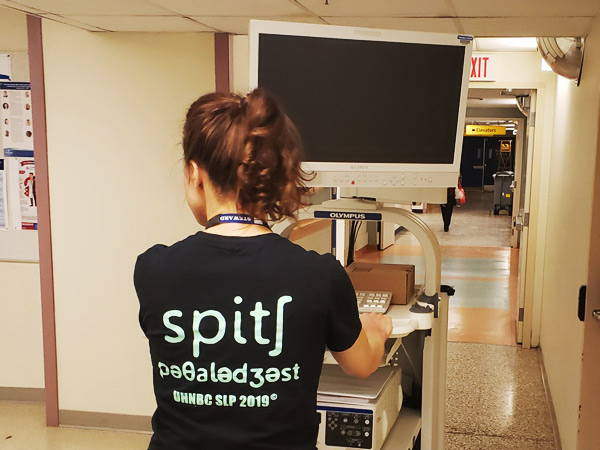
[465,125,506,136]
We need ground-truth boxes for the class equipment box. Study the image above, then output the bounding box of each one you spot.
[346,262,415,305]
[493,171,514,215]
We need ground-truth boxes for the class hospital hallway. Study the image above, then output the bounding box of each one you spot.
[356,189,560,449]
[0,191,560,450]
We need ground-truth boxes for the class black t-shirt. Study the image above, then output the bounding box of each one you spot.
[134,232,362,450]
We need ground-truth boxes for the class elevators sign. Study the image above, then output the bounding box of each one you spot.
[464,125,506,136]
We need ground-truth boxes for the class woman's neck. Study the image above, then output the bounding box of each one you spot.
[203,189,271,237]
[204,222,272,237]
[204,209,271,237]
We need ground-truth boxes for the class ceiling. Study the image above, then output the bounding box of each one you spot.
[467,89,531,114]
[0,0,598,36]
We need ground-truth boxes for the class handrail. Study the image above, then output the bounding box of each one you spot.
[273,199,441,297]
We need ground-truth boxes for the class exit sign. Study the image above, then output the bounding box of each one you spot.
[470,54,494,81]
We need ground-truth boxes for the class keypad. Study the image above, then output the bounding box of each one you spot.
[356,290,392,314]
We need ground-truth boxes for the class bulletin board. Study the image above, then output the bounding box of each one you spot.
[0,54,10,81]
[0,80,39,262]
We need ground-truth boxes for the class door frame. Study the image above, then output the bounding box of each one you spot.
[467,80,556,349]
[466,115,526,248]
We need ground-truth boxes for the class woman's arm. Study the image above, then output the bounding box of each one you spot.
[330,313,393,378]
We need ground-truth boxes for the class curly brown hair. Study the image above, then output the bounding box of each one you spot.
[182,88,311,221]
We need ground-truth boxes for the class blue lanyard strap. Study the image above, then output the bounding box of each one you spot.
[205,214,271,230]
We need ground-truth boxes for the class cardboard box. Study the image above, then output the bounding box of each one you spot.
[346,262,415,305]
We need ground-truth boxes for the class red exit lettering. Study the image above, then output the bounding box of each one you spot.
[471,56,490,78]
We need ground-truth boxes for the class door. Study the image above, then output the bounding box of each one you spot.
[577,125,600,450]
[516,91,536,345]
[511,118,526,248]
[460,137,485,188]
[482,139,495,187]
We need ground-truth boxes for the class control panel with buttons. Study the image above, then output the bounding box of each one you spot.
[310,171,455,188]
[325,411,374,448]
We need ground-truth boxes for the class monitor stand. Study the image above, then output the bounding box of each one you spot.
[272,197,447,450]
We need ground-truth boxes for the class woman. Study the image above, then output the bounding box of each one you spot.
[440,186,456,232]
[134,89,392,450]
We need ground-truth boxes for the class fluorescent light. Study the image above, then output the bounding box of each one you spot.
[475,38,538,52]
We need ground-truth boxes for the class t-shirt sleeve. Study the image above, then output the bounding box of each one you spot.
[134,245,167,337]
[326,257,362,352]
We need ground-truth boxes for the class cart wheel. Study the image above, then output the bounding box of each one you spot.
[494,206,499,215]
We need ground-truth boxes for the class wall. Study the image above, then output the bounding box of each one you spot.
[0,6,28,52]
[540,18,600,449]
[0,261,44,389]
[232,35,250,95]
[41,20,215,416]
[0,6,44,391]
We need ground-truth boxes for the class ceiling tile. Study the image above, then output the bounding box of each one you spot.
[196,15,324,34]
[325,17,461,34]
[64,16,216,32]
[5,0,173,15]
[452,0,600,17]
[41,13,107,31]
[0,0,46,14]
[459,17,593,37]
[297,0,454,17]
[147,0,308,17]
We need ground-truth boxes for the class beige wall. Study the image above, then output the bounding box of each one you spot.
[0,6,29,82]
[42,20,215,415]
[0,262,44,388]
[540,19,600,450]
[232,35,250,95]
[0,7,43,391]
[0,6,28,52]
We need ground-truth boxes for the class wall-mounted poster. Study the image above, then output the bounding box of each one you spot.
[0,54,10,81]
[1,82,34,150]
[1,82,36,230]
[17,155,36,230]
[3,150,36,230]
[0,158,6,229]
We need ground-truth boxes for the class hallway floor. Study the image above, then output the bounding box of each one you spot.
[445,343,556,449]
[0,401,151,449]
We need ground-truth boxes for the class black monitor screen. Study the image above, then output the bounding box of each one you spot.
[258,34,465,164]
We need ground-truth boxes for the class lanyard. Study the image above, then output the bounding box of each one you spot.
[205,214,271,230]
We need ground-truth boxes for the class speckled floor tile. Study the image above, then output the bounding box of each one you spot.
[446,343,545,392]
[446,387,553,440]
[446,432,556,450]
[445,343,556,445]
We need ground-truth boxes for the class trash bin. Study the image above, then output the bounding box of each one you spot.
[493,171,514,215]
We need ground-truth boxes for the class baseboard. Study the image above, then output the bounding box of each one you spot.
[0,387,45,402]
[59,409,152,433]
[538,349,562,450]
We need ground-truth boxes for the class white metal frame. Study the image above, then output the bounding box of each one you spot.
[273,198,447,450]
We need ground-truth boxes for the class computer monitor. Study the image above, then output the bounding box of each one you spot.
[249,20,472,192]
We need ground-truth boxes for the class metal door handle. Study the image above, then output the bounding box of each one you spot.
[593,310,600,321]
